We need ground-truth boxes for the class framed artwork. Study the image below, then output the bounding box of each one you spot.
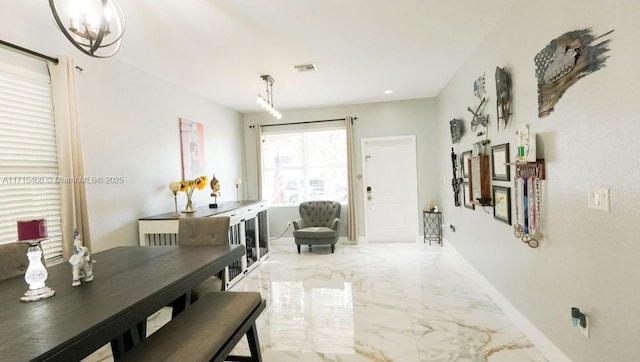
[461,150,472,179]
[462,182,474,210]
[179,118,206,180]
[491,143,510,181]
[493,186,511,225]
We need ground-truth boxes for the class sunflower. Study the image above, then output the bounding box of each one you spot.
[195,175,208,190]
[172,175,209,210]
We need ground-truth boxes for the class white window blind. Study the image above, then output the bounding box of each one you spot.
[261,121,347,206]
[0,63,63,262]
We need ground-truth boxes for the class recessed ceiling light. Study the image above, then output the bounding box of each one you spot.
[384,90,394,94]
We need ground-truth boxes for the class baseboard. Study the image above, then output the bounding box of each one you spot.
[340,236,357,245]
[442,239,571,362]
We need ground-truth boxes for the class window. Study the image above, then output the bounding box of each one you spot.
[261,124,347,206]
[0,61,63,262]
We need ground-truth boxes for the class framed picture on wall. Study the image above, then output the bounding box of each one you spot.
[461,150,472,179]
[179,118,206,180]
[463,182,475,210]
[493,186,511,225]
[491,143,510,181]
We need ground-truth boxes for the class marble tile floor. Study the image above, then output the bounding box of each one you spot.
[84,240,548,362]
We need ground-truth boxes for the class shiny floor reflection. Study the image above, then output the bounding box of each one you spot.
[230,240,548,362]
[84,240,548,362]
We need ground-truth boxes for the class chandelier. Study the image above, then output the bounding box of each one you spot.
[257,75,282,119]
[49,0,126,58]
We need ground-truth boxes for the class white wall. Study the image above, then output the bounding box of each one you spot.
[0,2,245,252]
[76,59,245,252]
[435,2,640,361]
[243,98,439,239]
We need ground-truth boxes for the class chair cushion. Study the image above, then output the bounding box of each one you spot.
[178,217,230,246]
[293,227,337,239]
[0,243,30,282]
[176,217,229,301]
[191,276,223,302]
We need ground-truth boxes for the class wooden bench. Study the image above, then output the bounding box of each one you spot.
[119,291,266,362]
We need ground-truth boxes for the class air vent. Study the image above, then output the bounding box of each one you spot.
[292,63,317,72]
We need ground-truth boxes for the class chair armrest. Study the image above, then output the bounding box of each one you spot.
[292,219,303,230]
[331,218,340,230]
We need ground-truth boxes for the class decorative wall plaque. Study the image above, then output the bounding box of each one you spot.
[449,118,464,144]
[495,66,512,130]
[468,73,489,131]
[534,28,613,117]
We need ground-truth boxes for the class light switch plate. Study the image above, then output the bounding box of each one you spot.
[588,188,610,211]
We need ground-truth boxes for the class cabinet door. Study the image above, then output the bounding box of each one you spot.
[244,216,259,270]
[257,208,270,259]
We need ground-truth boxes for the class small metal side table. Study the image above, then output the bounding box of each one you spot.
[423,210,442,246]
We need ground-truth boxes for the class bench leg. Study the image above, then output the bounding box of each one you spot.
[246,323,263,362]
[110,322,145,359]
[296,244,300,254]
[170,290,192,318]
[331,244,335,253]
[221,322,264,362]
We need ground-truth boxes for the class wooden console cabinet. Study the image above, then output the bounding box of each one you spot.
[138,200,270,289]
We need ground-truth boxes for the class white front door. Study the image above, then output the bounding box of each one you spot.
[362,136,419,242]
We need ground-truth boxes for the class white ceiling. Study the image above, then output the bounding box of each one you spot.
[88,1,515,113]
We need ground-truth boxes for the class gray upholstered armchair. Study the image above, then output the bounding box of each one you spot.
[293,201,341,254]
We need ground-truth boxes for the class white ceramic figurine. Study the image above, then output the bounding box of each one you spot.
[69,230,94,286]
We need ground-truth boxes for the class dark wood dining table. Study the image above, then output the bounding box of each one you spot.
[0,244,245,361]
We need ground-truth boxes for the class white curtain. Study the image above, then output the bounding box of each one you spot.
[48,56,90,258]
[254,124,263,200]
[345,117,357,241]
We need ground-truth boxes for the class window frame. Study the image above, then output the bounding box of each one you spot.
[260,123,348,207]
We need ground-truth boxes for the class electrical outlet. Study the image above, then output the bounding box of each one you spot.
[571,307,589,338]
[580,316,589,338]
[588,188,610,211]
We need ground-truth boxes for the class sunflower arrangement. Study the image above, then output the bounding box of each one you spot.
[178,175,208,212]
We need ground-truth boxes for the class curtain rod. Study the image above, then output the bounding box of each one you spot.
[0,39,59,64]
[249,117,356,129]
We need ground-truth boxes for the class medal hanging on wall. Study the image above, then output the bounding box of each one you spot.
[521,176,540,248]
[513,163,544,248]
[513,177,524,238]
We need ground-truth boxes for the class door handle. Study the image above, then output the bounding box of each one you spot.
[366,186,372,200]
